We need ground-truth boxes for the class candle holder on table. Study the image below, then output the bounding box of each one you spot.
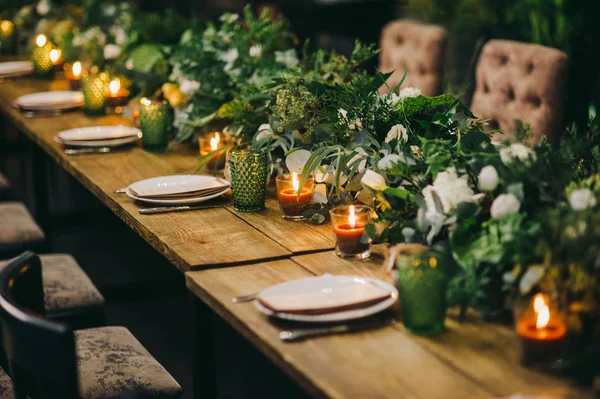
[65,61,83,90]
[276,173,314,220]
[229,149,268,212]
[49,49,63,73]
[330,205,372,259]
[0,20,17,54]
[31,34,54,79]
[199,132,228,170]
[396,245,448,335]
[139,98,171,153]
[106,77,130,114]
[81,70,109,116]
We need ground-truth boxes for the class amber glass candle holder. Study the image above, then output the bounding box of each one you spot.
[199,132,228,170]
[139,98,172,153]
[515,293,567,367]
[276,173,314,220]
[81,70,109,115]
[31,35,54,79]
[330,205,372,259]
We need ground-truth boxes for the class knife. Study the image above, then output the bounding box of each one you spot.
[65,147,112,155]
[139,204,227,214]
[279,318,395,342]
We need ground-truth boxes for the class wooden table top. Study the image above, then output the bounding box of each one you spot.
[0,76,334,270]
[186,251,593,399]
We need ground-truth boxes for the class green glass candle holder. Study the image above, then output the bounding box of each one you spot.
[0,20,17,55]
[31,34,54,79]
[81,71,109,115]
[139,98,171,153]
[229,149,268,212]
[396,246,448,335]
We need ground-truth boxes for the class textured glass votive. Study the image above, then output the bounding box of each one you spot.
[0,20,17,54]
[81,71,109,115]
[229,149,268,212]
[330,205,372,259]
[276,173,314,220]
[396,247,447,335]
[139,98,171,153]
[31,35,54,79]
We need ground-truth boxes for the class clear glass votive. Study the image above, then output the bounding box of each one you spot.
[229,149,269,212]
[139,98,172,153]
[330,205,372,259]
[276,173,314,220]
[31,34,54,79]
[81,70,109,115]
[396,247,448,335]
[199,132,227,170]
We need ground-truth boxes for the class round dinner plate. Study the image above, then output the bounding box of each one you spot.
[0,61,33,77]
[125,175,231,205]
[14,91,84,111]
[255,275,398,323]
[58,125,141,141]
[53,134,141,148]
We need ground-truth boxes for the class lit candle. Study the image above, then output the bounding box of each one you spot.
[199,132,227,170]
[139,97,172,153]
[66,61,83,90]
[105,78,130,111]
[31,34,54,79]
[0,20,16,54]
[0,20,14,37]
[330,205,372,259]
[276,172,314,220]
[516,293,567,366]
[49,49,61,64]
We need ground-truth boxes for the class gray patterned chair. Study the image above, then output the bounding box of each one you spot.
[470,40,568,144]
[378,20,447,96]
[0,202,45,257]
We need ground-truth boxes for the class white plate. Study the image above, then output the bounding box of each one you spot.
[0,61,33,77]
[58,125,141,141]
[125,175,230,205]
[53,134,141,148]
[14,91,83,111]
[255,275,398,323]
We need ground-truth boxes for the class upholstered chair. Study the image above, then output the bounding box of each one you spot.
[0,202,45,257]
[378,20,447,96]
[470,40,568,144]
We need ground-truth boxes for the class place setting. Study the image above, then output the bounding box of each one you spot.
[0,60,33,81]
[12,90,83,118]
[53,125,142,155]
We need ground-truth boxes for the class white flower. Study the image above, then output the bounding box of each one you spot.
[219,48,239,71]
[378,92,400,107]
[398,87,421,99]
[377,154,416,169]
[490,193,521,220]
[347,147,368,173]
[221,13,239,23]
[478,165,499,192]
[104,4,117,16]
[103,44,121,60]
[569,188,597,211]
[519,266,545,294]
[285,149,311,174]
[338,108,348,119]
[110,26,128,46]
[410,145,423,159]
[423,167,476,214]
[249,44,262,58]
[385,124,408,143]
[179,79,200,96]
[36,0,50,16]
[361,170,387,191]
[349,119,363,131]
[275,49,299,67]
[255,123,274,141]
[500,143,535,165]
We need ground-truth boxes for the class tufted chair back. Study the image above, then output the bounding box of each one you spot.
[471,40,568,144]
[378,20,447,96]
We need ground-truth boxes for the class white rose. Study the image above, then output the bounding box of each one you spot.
[385,124,408,143]
[347,147,367,173]
[478,165,499,192]
[103,44,121,60]
[398,87,422,99]
[361,170,387,191]
[36,0,50,16]
[179,79,200,96]
[500,143,535,165]
[377,154,415,170]
[255,123,274,141]
[569,188,597,211]
[249,44,262,58]
[490,193,521,220]
[111,26,128,46]
[425,167,476,214]
[219,48,239,71]
[378,92,400,107]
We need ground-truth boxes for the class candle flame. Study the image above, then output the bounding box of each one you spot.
[0,20,14,35]
[36,34,47,47]
[49,49,61,63]
[72,61,82,77]
[533,293,550,329]
[348,205,356,228]
[292,172,299,193]
[210,132,220,151]
[109,78,121,95]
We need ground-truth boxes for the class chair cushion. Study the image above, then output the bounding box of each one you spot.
[0,366,14,398]
[75,327,182,399]
[0,254,104,316]
[0,202,45,254]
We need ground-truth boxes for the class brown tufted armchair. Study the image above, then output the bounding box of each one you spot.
[471,40,568,144]
[378,20,447,96]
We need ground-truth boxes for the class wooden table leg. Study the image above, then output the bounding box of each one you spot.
[189,292,217,399]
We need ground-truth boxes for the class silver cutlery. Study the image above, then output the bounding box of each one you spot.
[65,147,112,155]
[113,189,126,194]
[232,293,259,303]
[23,110,63,118]
[279,318,394,342]
[139,204,226,215]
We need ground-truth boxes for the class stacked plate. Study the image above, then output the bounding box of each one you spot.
[13,91,84,112]
[255,275,398,323]
[54,125,142,148]
[0,61,33,78]
[125,175,231,205]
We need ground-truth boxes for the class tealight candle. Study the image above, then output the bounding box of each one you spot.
[199,132,227,170]
[276,173,314,220]
[516,293,567,366]
[49,48,63,70]
[66,61,83,90]
[0,20,16,54]
[330,205,372,259]
[105,78,130,113]
[31,34,54,79]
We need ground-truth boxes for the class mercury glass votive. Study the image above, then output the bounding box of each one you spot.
[396,247,448,335]
[31,34,54,79]
[330,205,372,259]
[139,98,172,153]
[229,149,269,212]
[276,173,314,220]
[81,70,109,115]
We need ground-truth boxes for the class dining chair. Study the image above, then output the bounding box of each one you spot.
[378,20,447,96]
[0,252,183,399]
[0,202,45,258]
[470,39,568,144]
